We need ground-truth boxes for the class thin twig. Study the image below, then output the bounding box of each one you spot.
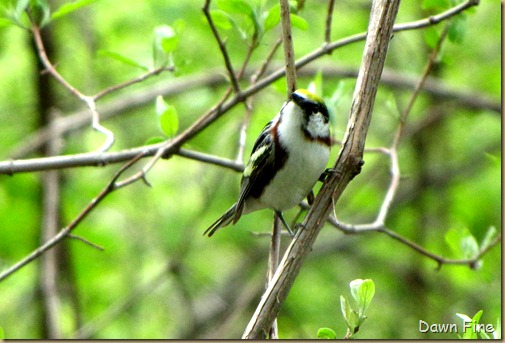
[324,0,336,44]
[392,0,479,32]
[237,37,283,164]
[280,0,297,95]
[292,199,501,271]
[31,21,85,101]
[0,154,145,283]
[267,215,282,339]
[339,25,449,230]
[31,21,115,152]
[67,234,105,251]
[332,214,501,270]
[202,0,241,94]
[93,66,174,101]
[233,32,261,163]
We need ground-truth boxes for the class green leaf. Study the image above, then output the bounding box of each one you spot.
[264,4,280,31]
[0,17,12,28]
[97,50,148,71]
[480,226,497,251]
[317,327,337,339]
[0,326,4,339]
[494,317,501,339]
[448,15,467,44]
[156,96,178,137]
[461,235,479,260]
[153,25,178,68]
[424,27,440,49]
[29,0,51,27]
[1,0,28,28]
[210,10,233,30]
[479,331,491,339]
[144,136,165,146]
[353,279,375,317]
[350,279,362,303]
[290,13,308,30]
[216,0,253,16]
[50,0,97,21]
[445,228,479,259]
[340,295,351,324]
[340,295,359,333]
[472,310,483,324]
[216,0,258,37]
[15,0,31,19]
[457,310,483,339]
[155,25,179,54]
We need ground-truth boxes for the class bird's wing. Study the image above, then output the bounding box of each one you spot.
[233,119,277,223]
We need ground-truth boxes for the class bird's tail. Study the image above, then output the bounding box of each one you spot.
[203,203,237,237]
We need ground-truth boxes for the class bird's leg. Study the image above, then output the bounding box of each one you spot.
[275,210,294,237]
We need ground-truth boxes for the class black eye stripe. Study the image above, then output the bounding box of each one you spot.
[292,92,329,121]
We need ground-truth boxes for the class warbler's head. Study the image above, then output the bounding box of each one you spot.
[283,89,330,141]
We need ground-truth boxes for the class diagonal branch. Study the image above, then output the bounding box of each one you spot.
[202,0,241,94]
[242,0,401,338]
[0,154,145,283]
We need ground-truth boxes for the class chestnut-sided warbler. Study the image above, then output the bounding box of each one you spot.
[204,89,331,237]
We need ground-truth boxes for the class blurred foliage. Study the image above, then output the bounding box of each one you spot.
[0,0,501,339]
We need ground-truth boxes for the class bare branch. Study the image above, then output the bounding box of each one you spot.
[67,234,105,251]
[0,147,243,175]
[237,37,283,164]
[324,0,336,44]
[280,0,296,95]
[330,216,501,270]
[392,0,479,32]
[92,66,174,101]
[202,0,241,94]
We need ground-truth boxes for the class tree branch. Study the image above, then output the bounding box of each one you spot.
[92,66,174,101]
[280,0,296,95]
[242,0,401,338]
[324,0,336,44]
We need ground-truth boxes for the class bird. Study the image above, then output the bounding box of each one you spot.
[204,89,331,237]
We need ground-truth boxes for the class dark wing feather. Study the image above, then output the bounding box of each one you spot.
[233,120,276,223]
